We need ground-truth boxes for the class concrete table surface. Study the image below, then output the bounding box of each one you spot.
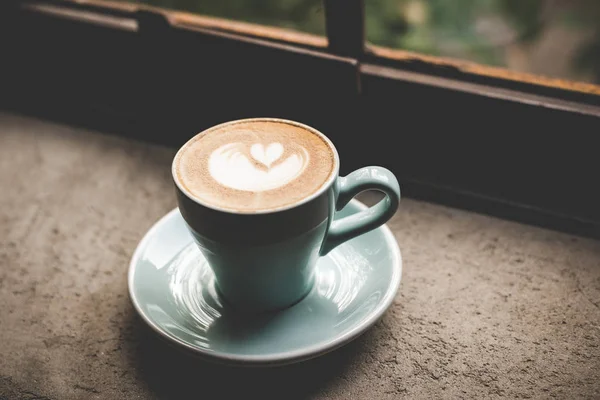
[0,111,599,399]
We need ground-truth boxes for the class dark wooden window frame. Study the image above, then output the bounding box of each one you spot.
[2,0,600,238]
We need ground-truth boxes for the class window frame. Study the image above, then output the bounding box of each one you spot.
[2,0,600,238]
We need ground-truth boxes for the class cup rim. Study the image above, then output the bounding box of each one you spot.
[171,117,341,215]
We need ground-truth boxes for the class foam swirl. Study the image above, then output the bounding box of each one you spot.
[208,142,309,192]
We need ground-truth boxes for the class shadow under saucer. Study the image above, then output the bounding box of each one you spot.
[129,312,373,400]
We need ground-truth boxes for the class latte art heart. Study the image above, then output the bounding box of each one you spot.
[209,142,309,192]
[250,143,283,167]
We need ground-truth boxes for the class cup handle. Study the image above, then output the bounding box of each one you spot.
[320,167,400,255]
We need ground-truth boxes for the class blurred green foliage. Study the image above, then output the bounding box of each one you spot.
[497,0,544,42]
[119,0,599,83]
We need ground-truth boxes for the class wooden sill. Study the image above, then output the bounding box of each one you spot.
[368,45,600,98]
[170,13,327,49]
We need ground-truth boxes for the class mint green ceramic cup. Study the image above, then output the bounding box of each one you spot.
[173,118,400,313]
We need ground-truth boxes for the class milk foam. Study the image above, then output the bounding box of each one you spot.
[174,119,336,212]
[208,142,309,192]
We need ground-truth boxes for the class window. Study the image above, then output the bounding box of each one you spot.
[365,0,600,85]
[99,0,600,86]
[1,0,599,237]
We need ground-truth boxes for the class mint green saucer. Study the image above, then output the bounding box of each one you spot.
[128,200,402,366]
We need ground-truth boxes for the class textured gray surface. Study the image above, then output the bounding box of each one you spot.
[0,111,599,400]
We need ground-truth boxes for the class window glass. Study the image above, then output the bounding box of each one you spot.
[112,0,326,36]
[366,0,600,84]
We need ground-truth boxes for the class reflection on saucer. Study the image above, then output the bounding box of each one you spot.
[320,246,372,313]
[145,238,385,351]
[167,245,222,335]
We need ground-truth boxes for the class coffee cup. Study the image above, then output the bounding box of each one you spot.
[172,118,400,312]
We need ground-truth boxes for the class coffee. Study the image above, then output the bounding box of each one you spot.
[174,119,336,212]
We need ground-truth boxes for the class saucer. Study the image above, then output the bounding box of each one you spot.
[128,199,402,366]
